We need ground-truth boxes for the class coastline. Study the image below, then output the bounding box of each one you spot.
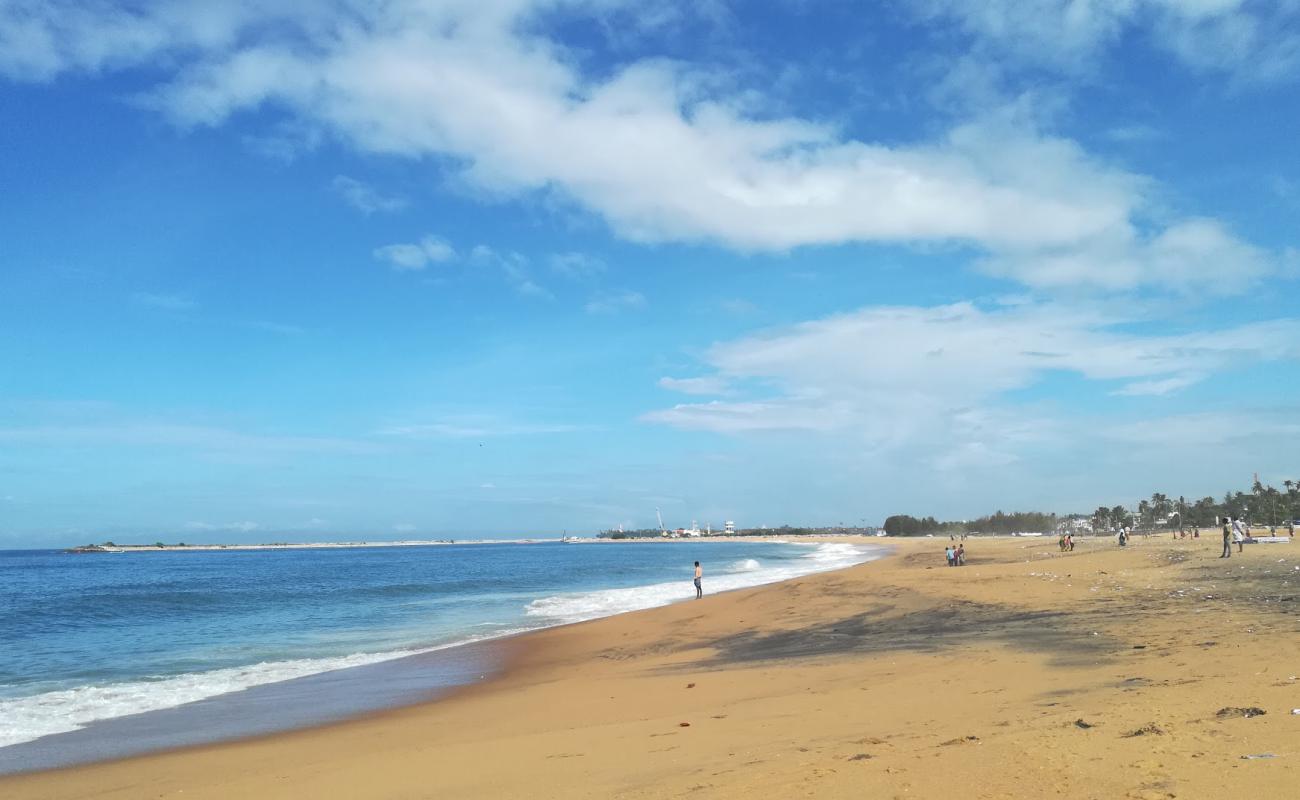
[60,533,873,553]
[2,538,881,771]
[5,534,1298,798]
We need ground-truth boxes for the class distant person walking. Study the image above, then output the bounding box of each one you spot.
[693,561,703,599]
[1232,518,1246,553]
[956,544,966,566]
[945,545,954,566]
[1221,518,1232,559]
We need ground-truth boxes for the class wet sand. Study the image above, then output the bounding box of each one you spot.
[4,534,1298,799]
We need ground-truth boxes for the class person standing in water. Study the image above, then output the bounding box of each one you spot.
[693,561,703,599]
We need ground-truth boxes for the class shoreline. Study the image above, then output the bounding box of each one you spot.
[59,533,881,553]
[3,538,884,773]
[6,534,1298,798]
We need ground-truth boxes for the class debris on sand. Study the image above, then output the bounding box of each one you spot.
[1123,724,1165,737]
[1074,719,1094,729]
[939,735,980,746]
[1216,707,1267,719]
[848,753,873,761]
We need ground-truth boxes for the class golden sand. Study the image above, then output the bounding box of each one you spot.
[4,534,1298,799]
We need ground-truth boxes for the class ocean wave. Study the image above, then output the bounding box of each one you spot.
[1,542,879,750]
[0,629,528,749]
[525,542,877,624]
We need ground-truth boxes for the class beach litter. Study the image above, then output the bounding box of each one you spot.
[1240,753,1278,760]
[1216,707,1267,719]
[1074,719,1094,729]
[678,722,691,727]
[1123,724,1165,737]
[939,735,980,746]
[848,753,873,761]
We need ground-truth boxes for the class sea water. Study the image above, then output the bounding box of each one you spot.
[0,540,877,770]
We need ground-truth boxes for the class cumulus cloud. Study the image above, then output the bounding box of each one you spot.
[331,175,407,214]
[550,252,606,280]
[643,302,1300,460]
[1,0,1280,295]
[906,0,1300,81]
[471,245,552,298]
[373,235,455,271]
[980,217,1275,294]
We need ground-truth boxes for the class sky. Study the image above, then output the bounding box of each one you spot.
[2,0,1299,547]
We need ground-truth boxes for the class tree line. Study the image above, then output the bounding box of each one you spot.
[1089,477,1300,532]
[882,511,1056,537]
[882,476,1300,537]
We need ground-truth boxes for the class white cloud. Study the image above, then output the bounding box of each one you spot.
[2,0,1279,297]
[981,217,1274,294]
[373,235,455,271]
[1111,373,1204,396]
[906,0,1300,81]
[585,290,645,314]
[131,291,195,310]
[550,252,606,279]
[331,175,407,214]
[657,376,731,395]
[472,245,552,298]
[643,302,1300,462]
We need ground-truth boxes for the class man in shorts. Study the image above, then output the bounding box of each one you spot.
[694,561,703,599]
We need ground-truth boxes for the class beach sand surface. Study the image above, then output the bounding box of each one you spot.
[4,535,1298,799]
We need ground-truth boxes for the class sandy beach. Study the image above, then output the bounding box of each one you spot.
[5,534,1298,799]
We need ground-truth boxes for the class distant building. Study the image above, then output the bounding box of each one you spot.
[724,520,736,534]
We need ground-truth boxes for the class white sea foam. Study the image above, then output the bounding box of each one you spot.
[1,542,878,750]
[0,628,528,749]
[526,542,877,624]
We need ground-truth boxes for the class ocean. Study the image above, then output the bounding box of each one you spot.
[0,539,877,772]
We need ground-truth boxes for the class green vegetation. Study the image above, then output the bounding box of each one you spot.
[882,511,1056,537]
[882,477,1300,538]
[1090,477,1300,532]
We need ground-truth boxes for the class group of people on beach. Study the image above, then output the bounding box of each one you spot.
[944,544,965,566]
[1057,533,1075,551]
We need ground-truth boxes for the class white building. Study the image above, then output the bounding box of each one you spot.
[724,520,736,534]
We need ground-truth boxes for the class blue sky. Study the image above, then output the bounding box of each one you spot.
[2,1,1299,546]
